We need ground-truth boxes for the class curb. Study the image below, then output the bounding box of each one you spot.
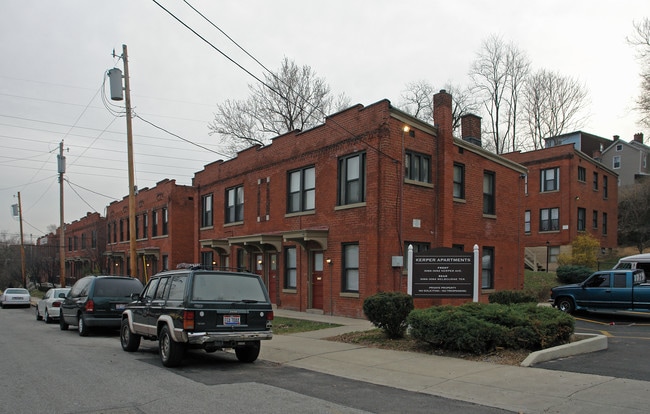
[520,333,608,366]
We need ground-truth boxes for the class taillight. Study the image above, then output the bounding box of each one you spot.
[183,310,195,330]
[84,300,94,312]
[53,302,61,308]
[266,310,274,321]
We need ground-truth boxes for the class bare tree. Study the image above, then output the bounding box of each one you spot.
[522,69,589,149]
[618,180,650,253]
[469,35,530,154]
[398,81,479,136]
[209,57,349,156]
[627,18,650,129]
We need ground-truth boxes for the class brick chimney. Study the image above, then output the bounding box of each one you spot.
[461,114,482,147]
[633,132,644,144]
[433,90,453,137]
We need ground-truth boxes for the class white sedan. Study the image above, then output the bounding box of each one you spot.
[1,288,31,308]
[36,287,70,323]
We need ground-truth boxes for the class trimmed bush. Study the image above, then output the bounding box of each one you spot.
[556,265,593,284]
[363,291,414,339]
[407,302,574,354]
[488,290,538,305]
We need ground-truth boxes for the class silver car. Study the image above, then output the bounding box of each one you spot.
[36,288,70,323]
[1,288,31,308]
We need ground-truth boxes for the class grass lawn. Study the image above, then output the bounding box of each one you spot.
[272,316,341,335]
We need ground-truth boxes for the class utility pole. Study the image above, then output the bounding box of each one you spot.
[109,44,137,279]
[17,192,26,288]
[58,140,66,287]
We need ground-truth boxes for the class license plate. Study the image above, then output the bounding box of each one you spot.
[115,303,126,310]
[224,315,240,326]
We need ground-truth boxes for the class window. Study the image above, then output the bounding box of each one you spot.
[593,172,598,190]
[405,151,431,183]
[592,210,598,229]
[288,166,315,213]
[161,208,168,235]
[112,221,117,243]
[483,171,495,215]
[226,185,244,223]
[162,254,168,271]
[120,219,125,241]
[201,194,213,227]
[81,234,86,249]
[338,153,366,205]
[285,247,297,289]
[577,166,586,182]
[603,212,608,235]
[92,230,97,248]
[613,156,621,169]
[540,167,559,192]
[616,144,623,151]
[152,210,158,237]
[201,251,213,269]
[453,163,465,199]
[68,237,72,251]
[585,273,609,288]
[540,208,559,231]
[524,210,531,233]
[167,275,187,301]
[342,243,359,292]
[603,176,608,199]
[577,208,586,231]
[403,242,430,271]
[107,223,111,244]
[236,248,246,271]
[135,215,140,239]
[142,213,148,239]
[481,247,494,289]
[644,154,647,169]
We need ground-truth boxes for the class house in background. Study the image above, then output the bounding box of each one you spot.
[599,133,650,188]
[503,145,618,272]
[195,90,527,318]
[104,179,196,280]
[61,212,106,285]
[544,130,613,158]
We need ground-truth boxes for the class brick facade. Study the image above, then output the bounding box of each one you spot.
[105,179,196,281]
[503,145,619,271]
[194,91,527,318]
[61,212,106,285]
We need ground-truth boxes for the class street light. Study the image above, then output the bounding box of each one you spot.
[327,258,333,316]
[546,241,550,273]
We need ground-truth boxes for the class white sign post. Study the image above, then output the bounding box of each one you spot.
[473,244,479,302]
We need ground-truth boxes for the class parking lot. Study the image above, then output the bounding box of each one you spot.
[537,311,650,381]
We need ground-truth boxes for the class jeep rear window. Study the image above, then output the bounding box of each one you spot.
[191,273,267,302]
[94,278,144,297]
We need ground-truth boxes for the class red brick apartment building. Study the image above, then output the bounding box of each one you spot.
[61,212,107,284]
[194,90,527,318]
[104,179,196,280]
[503,145,618,272]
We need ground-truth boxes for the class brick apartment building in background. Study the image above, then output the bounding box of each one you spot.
[104,179,196,280]
[194,90,527,318]
[503,144,618,272]
[60,212,107,285]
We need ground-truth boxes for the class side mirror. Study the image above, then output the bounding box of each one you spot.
[131,292,140,301]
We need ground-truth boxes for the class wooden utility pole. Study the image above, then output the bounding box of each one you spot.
[17,192,26,288]
[122,44,138,279]
[58,140,66,287]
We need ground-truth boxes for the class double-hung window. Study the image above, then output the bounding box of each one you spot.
[540,208,559,231]
[342,243,359,292]
[161,208,168,235]
[453,163,465,199]
[284,247,297,289]
[483,171,495,215]
[540,167,559,192]
[201,194,213,227]
[288,166,315,213]
[226,185,244,223]
[577,208,586,231]
[338,153,366,205]
[481,247,494,289]
[577,166,586,182]
[405,151,431,183]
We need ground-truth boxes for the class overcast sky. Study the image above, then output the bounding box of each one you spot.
[1,0,647,242]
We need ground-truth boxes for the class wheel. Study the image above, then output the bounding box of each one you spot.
[44,308,53,324]
[556,297,575,314]
[78,313,89,336]
[159,325,184,367]
[59,310,69,330]
[235,341,261,363]
[36,307,43,321]
[120,319,141,352]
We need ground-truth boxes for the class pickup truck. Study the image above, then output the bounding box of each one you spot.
[550,269,650,314]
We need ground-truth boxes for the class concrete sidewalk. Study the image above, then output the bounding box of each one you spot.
[262,309,650,414]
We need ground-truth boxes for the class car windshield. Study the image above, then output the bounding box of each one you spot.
[5,288,28,294]
[191,273,267,302]
[94,279,143,297]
